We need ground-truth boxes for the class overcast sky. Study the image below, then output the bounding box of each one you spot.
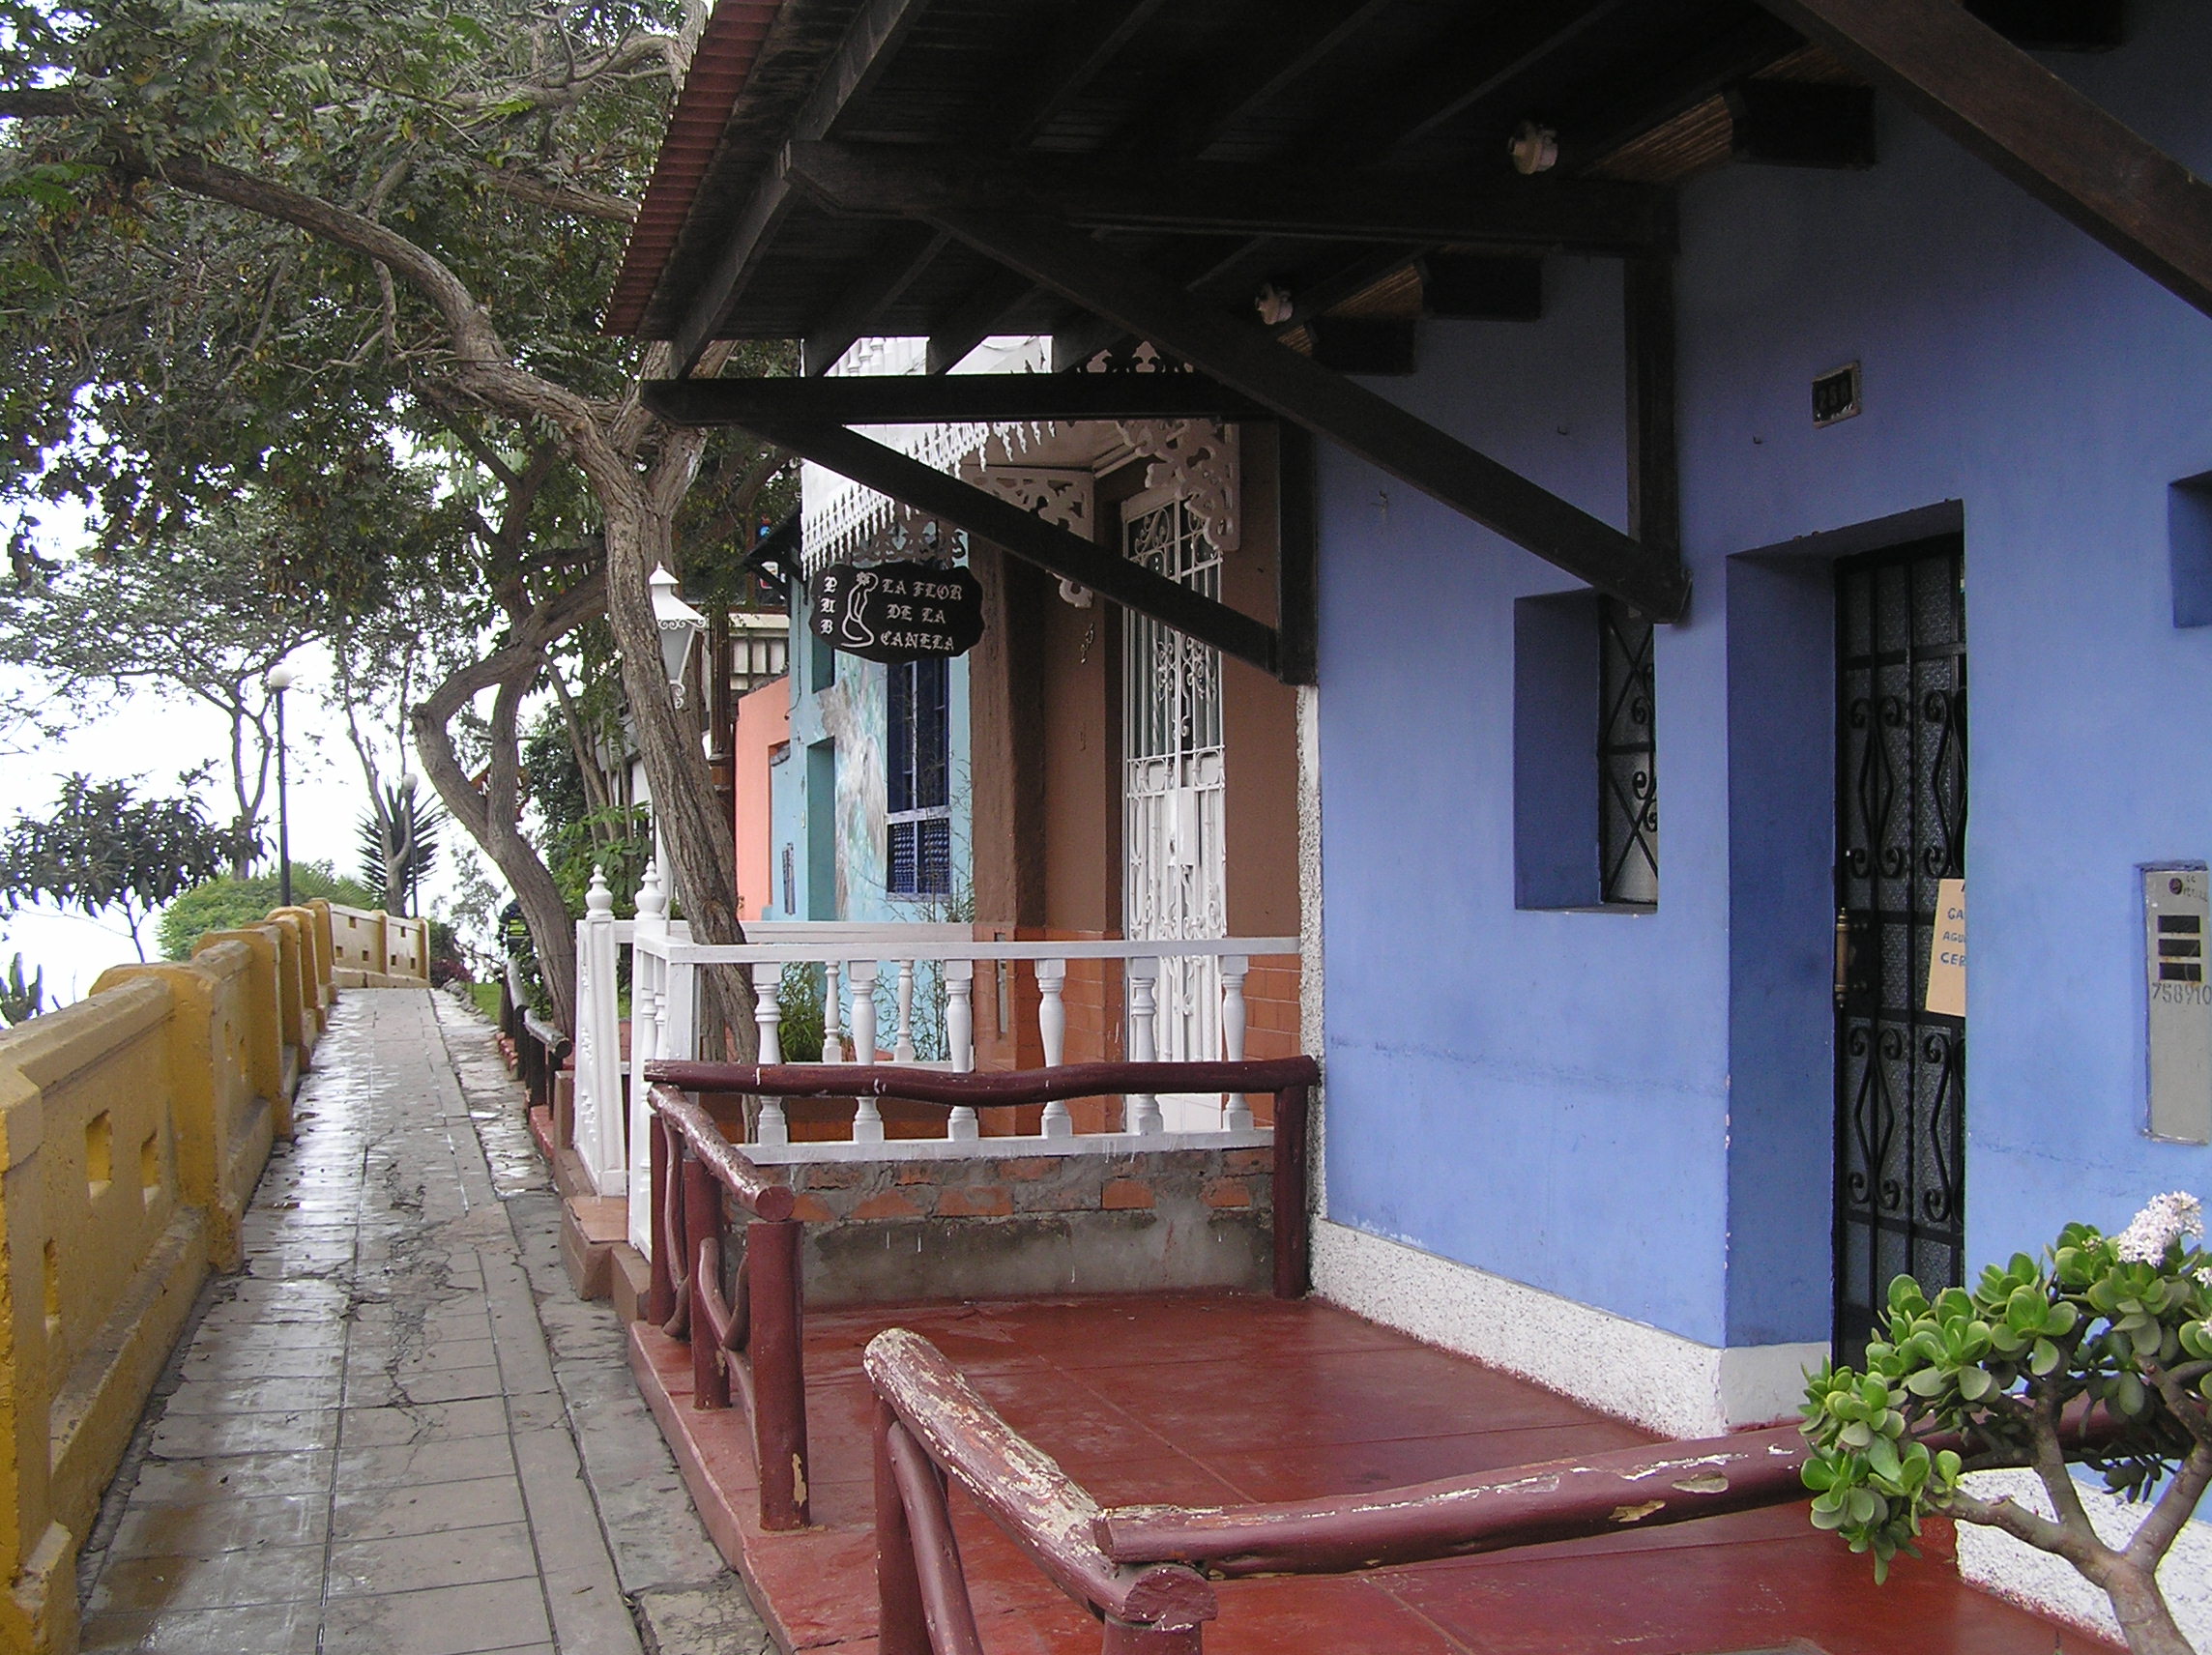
[1,502,509,1006]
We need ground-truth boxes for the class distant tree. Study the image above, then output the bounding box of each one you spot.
[157,860,378,961]
[0,952,43,1025]
[0,501,321,875]
[357,774,447,917]
[0,773,233,959]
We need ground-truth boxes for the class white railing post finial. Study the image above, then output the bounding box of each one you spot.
[753,973,788,1147]
[848,960,884,1142]
[1035,959,1071,1137]
[1220,954,1252,1131]
[637,857,667,921]
[1125,957,1162,1136]
[945,961,977,1141]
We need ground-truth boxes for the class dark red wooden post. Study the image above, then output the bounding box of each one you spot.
[1271,1082,1310,1299]
[750,1216,811,1529]
[647,1115,674,1325]
[684,1154,727,1408]
[1101,1622,1205,1654]
[875,1403,929,1655]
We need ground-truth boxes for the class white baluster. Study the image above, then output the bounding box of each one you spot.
[821,960,845,1062]
[753,973,788,1147]
[1035,958,1071,1138]
[1125,957,1161,1135]
[944,961,976,1141]
[893,959,917,1063]
[848,961,884,1142]
[1220,954,1252,1130]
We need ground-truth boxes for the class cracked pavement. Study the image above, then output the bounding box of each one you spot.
[74,989,774,1655]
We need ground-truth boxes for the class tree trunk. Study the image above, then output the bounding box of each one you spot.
[413,655,580,1036]
[2100,1562,2195,1655]
[601,479,758,1062]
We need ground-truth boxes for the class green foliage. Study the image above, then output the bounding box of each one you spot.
[468,979,501,1022]
[1801,1201,2212,1583]
[776,963,824,1064]
[156,860,375,960]
[0,951,43,1024]
[0,772,234,957]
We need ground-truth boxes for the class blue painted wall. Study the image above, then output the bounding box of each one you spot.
[1319,0,2212,1350]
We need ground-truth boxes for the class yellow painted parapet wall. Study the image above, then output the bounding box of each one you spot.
[0,902,426,1654]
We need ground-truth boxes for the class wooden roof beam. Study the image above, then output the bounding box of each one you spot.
[783,141,1676,255]
[717,413,1283,678]
[1760,0,2212,320]
[920,207,1687,620]
[670,0,929,376]
[977,0,1175,149]
[801,221,947,375]
[642,374,1275,425]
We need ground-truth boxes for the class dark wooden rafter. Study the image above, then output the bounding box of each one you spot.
[1622,255,1680,569]
[671,0,929,375]
[924,265,1034,376]
[1275,424,1320,686]
[1759,0,2212,320]
[1556,9,1805,172]
[1119,0,1402,162]
[802,220,946,375]
[642,374,1273,425]
[977,0,1175,149]
[1724,81,1876,169]
[703,412,1281,677]
[913,207,1686,619]
[783,140,1676,254]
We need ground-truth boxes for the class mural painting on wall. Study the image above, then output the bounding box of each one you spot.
[811,562,984,664]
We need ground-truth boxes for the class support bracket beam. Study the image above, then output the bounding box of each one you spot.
[699,413,1282,679]
[783,140,1676,256]
[897,206,1687,620]
[1760,0,2212,320]
[644,374,1274,426]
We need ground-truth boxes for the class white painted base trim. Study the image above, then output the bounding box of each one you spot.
[1955,1469,2211,1651]
[1310,1219,1827,1438]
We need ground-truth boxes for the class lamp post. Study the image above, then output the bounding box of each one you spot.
[265,662,297,908]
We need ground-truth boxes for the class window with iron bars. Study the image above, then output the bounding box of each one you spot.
[887,656,951,897]
[1597,597,1658,906]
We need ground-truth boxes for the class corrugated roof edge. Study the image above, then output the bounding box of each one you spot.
[603,0,784,337]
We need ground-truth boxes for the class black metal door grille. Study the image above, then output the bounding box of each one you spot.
[1833,537,1966,1363]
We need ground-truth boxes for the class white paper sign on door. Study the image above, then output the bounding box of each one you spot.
[1925,878,1965,1016]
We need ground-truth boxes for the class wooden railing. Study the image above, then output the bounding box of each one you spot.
[642,1056,1318,1535]
[645,1084,809,1530]
[649,1058,1318,1298]
[864,1329,1818,1654]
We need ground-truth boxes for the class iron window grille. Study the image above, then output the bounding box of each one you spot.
[887,656,951,897]
[1598,596,1659,906]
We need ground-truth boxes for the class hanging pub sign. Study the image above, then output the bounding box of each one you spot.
[810,562,984,663]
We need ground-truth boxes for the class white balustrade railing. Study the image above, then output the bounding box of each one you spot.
[573,861,1296,1259]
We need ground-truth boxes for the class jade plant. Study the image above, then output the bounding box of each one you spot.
[1799,1193,2211,1655]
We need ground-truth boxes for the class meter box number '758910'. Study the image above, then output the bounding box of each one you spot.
[2143,864,2212,1145]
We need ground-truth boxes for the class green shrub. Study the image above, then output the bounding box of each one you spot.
[156,862,377,960]
[1802,1193,2209,1655]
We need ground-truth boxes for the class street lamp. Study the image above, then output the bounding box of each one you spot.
[649,565,708,710]
[265,662,297,909]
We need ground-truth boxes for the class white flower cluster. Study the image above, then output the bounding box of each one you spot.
[2112,1191,2204,1264]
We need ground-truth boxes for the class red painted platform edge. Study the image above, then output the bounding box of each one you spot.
[629,1321,812,1655]
[528,1104,556,1164]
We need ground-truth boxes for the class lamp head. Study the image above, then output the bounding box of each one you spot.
[648,564,708,702]
[265,662,298,692]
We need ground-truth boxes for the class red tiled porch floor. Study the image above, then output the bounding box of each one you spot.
[632,1293,2111,1654]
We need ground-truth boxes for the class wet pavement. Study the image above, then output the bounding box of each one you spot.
[74,989,769,1655]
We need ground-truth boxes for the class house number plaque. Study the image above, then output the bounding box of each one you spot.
[810,561,984,664]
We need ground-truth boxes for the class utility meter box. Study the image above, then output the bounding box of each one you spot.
[2143,864,2212,1144]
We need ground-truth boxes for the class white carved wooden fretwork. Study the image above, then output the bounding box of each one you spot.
[976,466,1097,606]
[1113,419,1240,553]
[853,509,966,567]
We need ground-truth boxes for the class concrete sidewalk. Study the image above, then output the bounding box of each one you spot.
[74,989,769,1655]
